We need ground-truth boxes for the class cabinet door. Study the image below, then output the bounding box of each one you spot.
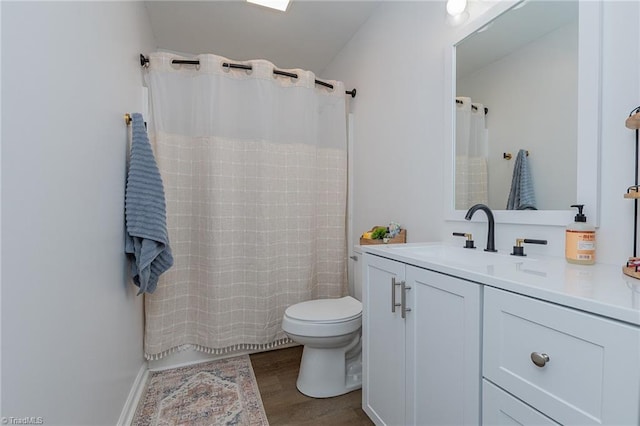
[363,254,406,426]
[483,380,560,426]
[484,287,640,425]
[405,266,482,426]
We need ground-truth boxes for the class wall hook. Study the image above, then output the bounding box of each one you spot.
[503,151,529,160]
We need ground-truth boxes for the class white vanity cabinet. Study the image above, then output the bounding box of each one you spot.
[363,253,482,426]
[361,243,640,426]
[483,286,640,425]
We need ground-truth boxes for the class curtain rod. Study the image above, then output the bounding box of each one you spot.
[455,98,488,115]
[140,54,356,98]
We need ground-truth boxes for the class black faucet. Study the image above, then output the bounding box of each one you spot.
[465,204,497,252]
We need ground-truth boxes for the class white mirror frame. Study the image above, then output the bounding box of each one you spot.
[443,0,602,227]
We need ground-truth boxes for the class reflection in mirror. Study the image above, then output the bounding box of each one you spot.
[454,1,578,211]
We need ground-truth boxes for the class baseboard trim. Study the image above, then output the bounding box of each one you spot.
[117,363,149,426]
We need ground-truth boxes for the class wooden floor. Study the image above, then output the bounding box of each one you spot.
[250,346,374,426]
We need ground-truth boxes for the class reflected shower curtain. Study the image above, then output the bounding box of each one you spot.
[143,53,347,360]
[455,97,489,209]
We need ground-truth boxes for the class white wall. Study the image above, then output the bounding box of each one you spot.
[458,23,578,211]
[596,0,640,265]
[1,2,156,425]
[323,1,449,246]
[324,1,640,266]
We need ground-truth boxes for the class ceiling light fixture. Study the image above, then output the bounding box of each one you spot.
[446,0,469,26]
[446,0,468,16]
[247,0,290,12]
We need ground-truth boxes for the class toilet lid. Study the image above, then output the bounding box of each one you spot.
[285,296,362,323]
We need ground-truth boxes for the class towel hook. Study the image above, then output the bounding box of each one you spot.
[503,151,529,160]
[124,113,132,126]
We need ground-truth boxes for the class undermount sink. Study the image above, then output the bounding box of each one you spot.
[385,244,535,268]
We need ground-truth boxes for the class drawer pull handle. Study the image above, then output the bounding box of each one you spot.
[531,352,550,368]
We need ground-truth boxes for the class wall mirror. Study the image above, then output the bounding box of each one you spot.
[444,0,601,226]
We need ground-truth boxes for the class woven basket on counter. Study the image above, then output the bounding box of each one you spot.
[359,227,406,245]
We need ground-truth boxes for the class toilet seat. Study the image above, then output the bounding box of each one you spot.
[285,296,362,323]
[282,296,362,337]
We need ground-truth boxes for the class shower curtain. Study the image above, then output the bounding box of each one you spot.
[455,96,489,210]
[143,53,348,360]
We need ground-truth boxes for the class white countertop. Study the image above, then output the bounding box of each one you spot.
[361,242,640,326]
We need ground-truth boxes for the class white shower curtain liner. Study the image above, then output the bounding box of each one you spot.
[143,52,348,360]
[455,96,489,210]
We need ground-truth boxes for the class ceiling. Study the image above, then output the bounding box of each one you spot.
[144,0,381,76]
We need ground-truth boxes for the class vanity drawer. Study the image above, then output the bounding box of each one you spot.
[483,380,559,426]
[483,287,640,426]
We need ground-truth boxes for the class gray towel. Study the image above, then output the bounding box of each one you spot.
[125,113,173,294]
[506,149,537,210]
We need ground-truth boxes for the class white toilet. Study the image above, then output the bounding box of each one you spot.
[281,249,363,398]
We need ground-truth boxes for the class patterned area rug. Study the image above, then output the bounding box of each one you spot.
[133,355,269,426]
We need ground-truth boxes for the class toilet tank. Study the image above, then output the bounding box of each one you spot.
[350,246,363,301]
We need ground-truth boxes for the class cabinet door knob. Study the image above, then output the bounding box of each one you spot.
[530,352,550,368]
